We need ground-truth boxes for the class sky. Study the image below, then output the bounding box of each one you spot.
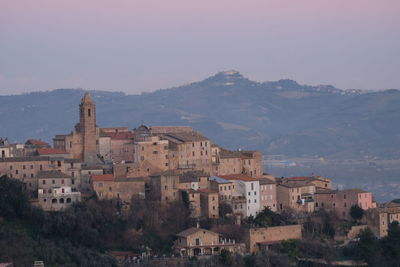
[0,0,399,94]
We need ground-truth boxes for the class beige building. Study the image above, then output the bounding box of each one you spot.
[37,171,81,211]
[314,188,337,212]
[259,178,277,212]
[134,135,170,174]
[364,202,400,237]
[335,188,376,220]
[162,131,212,174]
[276,179,316,213]
[185,189,202,218]
[174,227,245,257]
[199,189,219,219]
[54,93,99,164]
[149,171,180,203]
[211,146,264,178]
[92,174,145,202]
[245,225,302,253]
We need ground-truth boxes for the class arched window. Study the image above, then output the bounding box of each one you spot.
[88,109,91,117]
[59,198,65,203]
[66,198,71,203]
[52,199,57,203]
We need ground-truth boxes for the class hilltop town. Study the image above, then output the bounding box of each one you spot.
[1,93,399,266]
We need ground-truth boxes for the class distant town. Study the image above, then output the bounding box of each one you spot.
[1,93,399,266]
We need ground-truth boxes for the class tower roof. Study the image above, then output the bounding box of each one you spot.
[81,92,94,104]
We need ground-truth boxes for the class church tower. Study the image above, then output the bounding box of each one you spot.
[79,92,98,163]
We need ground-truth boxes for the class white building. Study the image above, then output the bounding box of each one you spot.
[219,174,260,217]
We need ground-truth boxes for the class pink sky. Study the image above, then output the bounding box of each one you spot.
[1,0,399,93]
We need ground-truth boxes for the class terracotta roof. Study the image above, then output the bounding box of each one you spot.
[37,148,68,155]
[258,178,276,185]
[278,180,314,188]
[0,156,51,162]
[163,131,209,143]
[341,188,368,194]
[219,174,258,182]
[92,174,113,182]
[26,139,49,146]
[198,188,218,194]
[176,227,218,237]
[288,176,309,181]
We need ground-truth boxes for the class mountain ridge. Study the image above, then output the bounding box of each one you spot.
[1,71,399,159]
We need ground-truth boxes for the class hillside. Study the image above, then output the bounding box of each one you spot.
[1,71,399,159]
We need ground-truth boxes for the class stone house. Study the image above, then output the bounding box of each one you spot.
[173,227,245,257]
[209,176,234,202]
[276,180,316,213]
[314,188,338,212]
[335,188,376,220]
[259,178,277,212]
[149,171,180,203]
[245,225,302,253]
[37,171,81,211]
[92,174,145,202]
[199,189,219,219]
[134,135,170,174]
[364,202,400,237]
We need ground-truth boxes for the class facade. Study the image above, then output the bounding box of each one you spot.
[314,188,337,212]
[174,227,245,257]
[199,189,219,219]
[0,156,63,195]
[162,131,212,174]
[209,176,234,202]
[149,171,180,203]
[246,225,302,253]
[364,202,400,237]
[53,93,99,164]
[185,189,201,218]
[219,174,260,217]
[259,178,277,212]
[335,189,376,220]
[92,174,145,202]
[211,147,264,178]
[134,135,169,174]
[276,180,316,213]
[37,171,81,211]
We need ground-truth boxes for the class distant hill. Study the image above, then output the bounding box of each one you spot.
[1,70,399,159]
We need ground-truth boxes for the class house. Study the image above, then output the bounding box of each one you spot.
[173,227,245,257]
[219,174,260,217]
[314,188,337,212]
[37,171,81,211]
[209,176,234,202]
[149,171,180,203]
[246,225,302,253]
[259,178,277,212]
[364,202,400,237]
[335,188,376,220]
[92,174,145,202]
[276,179,316,213]
[199,189,219,219]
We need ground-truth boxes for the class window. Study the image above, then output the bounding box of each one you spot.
[61,179,65,184]
[153,151,158,154]
[23,165,26,170]
[23,174,26,178]
[30,165,33,169]
[109,187,112,192]
[88,109,91,117]
[62,188,65,193]
[30,174,34,178]
[141,146,144,151]
[42,180,46,185]
[140,156,144,161]
[40,165,43,171]
[52,199,57,203]
[98,183,103,187]
[192,151,195,157]
[57,161,61,167]
[9,166,12,170]
[48,189,52,193]
[52,180,55,184]
[15,170,18,174]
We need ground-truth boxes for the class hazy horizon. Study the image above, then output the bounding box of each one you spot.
[1,0,400,94]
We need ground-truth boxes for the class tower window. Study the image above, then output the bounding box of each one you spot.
[88,109,91,117]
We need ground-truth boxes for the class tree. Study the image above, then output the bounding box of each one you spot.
[219,249,233,265]
[219,203,233,219]
[355,228,382,265]
[350,205,364,221]
[381,221,400,264]
[0,175,30,219]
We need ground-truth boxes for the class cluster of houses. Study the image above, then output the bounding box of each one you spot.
[1,92,399,259]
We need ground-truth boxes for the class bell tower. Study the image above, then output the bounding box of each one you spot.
[79,92,97,163]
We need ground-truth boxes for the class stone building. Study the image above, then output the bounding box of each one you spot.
[314,188,338,212]
[276,179,316,213]
[259,178,277,212]
[185,189,201,218]
[173,227,244,257]
[0,156,64,195]
[211,146,264,178]
[92,174,145,202]
[149,171,180,203]
[364,202,400,237]
[37,171,81,211]
[245,225,302,253]
[209,176,234,202]
[335,188,376,220]
[134,135,170,174]
[53,92,99,164]
[99,128,135,163]
[199,188,219,219]
[162,131,212,174]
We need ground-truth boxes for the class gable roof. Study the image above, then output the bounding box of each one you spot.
[176,227,218,238]
[26,139,50,146]
[209,176,232,184]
